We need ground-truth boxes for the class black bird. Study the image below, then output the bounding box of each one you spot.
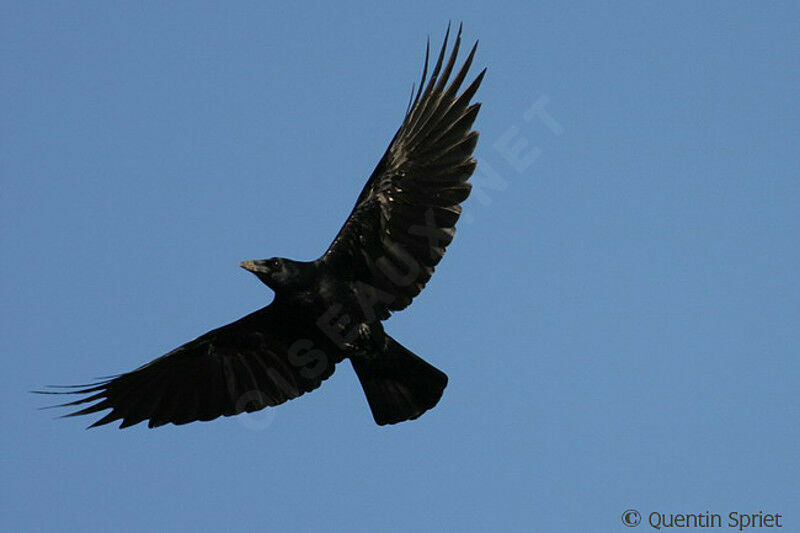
[38,25,485,428]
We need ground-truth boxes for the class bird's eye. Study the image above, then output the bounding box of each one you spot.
[270,259,281,269]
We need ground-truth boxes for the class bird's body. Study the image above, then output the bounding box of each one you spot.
[254,258,387,356]
[38,24,485,428]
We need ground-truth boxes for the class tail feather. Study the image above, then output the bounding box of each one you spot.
[351,336,448,426]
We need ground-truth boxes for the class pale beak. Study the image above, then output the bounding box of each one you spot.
[239,260,258,273]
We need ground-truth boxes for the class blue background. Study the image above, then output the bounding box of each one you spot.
[2,2,798,531]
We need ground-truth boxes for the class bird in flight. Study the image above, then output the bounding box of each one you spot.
[38,24,485,428]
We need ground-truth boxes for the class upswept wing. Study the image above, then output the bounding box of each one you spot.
[38,305,342,429]
[322,24,485,319]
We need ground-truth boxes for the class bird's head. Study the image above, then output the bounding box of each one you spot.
[239,257,310,292]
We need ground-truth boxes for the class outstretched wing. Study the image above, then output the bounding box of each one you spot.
[322,24,485,319]
[37,305,343,429]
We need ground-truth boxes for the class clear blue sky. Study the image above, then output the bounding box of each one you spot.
[2,2,798,532]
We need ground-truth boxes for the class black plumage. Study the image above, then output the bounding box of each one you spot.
[37,24,485,428]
